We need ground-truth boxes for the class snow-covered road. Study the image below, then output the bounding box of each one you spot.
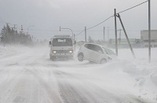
[0,45,157,103]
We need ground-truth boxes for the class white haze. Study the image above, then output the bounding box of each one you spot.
[0,0,157,40]
[0,44,157,102]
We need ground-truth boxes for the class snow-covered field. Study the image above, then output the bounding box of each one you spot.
[0,44,157,103]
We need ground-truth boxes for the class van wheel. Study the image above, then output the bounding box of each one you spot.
[78,53,84,62]
[50,55,52,59]
[100,59,107,64]
[50,55,56,61]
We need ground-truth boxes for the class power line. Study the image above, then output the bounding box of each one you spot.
[77,30,85,36]
[76,15,113,36]
[76,0,148,36]
[117,0,148,14]
[86,15,113,30]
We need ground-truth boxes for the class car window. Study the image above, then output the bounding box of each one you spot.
[85,44,103,53]
[103,47,115,55]
[84,44,90,49]
[93,45,103,53]
[84,44,93,50]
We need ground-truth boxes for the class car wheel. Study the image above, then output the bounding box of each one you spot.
[100,58,107,64]
[78,53,84,62]
[50,55,56,61]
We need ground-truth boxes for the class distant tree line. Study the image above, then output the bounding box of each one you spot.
[0,24,33,45]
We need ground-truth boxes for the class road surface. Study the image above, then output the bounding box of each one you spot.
[0,46,154,103]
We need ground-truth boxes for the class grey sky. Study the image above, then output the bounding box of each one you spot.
[0,0,156,41]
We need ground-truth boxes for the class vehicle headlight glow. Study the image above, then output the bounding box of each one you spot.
[69,50,73,53]
[53,51,56,53]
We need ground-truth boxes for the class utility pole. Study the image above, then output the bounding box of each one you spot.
[118,29,122,44]
[103,27,105,41]
[73,34,75,42]
[13,24,17,30]
[117,13,135,58]
[21,25,23,31]
[114,9,118,56]
[85,26,87,42]
[148,0,151,62]
[107,27,110,41]
[20,25,23,34]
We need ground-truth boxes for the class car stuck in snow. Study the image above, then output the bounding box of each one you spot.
[77,43,116,64]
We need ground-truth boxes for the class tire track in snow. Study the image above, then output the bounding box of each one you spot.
[24,67,63,103]
[0,68,28,103]
[53,70,151,103]
[0,46,155,103]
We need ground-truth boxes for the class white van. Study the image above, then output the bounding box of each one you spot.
[49,35,74,60]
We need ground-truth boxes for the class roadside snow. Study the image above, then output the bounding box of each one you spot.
[0,45,157,102]
[55,48,157,102]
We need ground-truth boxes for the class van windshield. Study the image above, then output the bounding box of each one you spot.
[52,38,72,46]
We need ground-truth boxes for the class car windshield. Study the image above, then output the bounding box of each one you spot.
[52,38,72,46]
[102,47,115,55]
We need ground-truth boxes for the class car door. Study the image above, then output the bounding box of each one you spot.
[84,44,95,61]
[83,44,91,60]
[89,44,104,63]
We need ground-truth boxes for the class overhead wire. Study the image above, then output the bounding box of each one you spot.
[77,30,85,36]
[86,15,114,30]
[1,1,148,37]
[117,0,148,14]
[76,15,113,36]
[76,0,148,36]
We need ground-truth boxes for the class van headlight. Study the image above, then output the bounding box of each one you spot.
[69,50,73,53]
[53,51,56,53]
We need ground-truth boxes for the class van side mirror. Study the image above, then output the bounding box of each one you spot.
[49,41,51,45]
